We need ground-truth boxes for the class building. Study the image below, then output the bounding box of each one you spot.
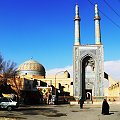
[17,59,73,104]
[73,4,104,101]
[104,74,120,101]
[107,82,120,101]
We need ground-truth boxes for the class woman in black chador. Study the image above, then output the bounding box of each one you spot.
[79,97,84,109]
[102,99,109,115]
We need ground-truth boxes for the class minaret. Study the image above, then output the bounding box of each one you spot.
[74,4,80,45]
[94,4,101,44]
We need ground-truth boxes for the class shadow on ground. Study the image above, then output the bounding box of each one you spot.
[71,107,90,112]
[19,107,67,117]
[0,106,67,119]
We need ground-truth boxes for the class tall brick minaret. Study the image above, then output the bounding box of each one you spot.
[74,4,81,46]
[94,4,101,44]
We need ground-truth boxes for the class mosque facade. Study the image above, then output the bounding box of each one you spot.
[73,4,104,101]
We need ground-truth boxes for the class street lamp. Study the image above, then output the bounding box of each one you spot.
[53,70,67,104]
[54,70,67,95]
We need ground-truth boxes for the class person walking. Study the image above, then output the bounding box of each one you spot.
[48,92,52,104]
[79,97,84,109]
[102,99,110,115]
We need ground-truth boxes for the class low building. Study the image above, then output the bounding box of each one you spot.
[104,75,120,102]
[16,59,73,104]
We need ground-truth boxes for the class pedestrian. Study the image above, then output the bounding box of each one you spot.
[102,99,109,115]
[47,92,52,104]
[48,93,52,103]
[79,97,84,109]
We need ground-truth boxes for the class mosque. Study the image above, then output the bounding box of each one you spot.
[72,4,120,102]
[16,59,73,103]
[5,4,120,104]
[73,4,105,102]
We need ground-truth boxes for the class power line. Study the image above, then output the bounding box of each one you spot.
[87,0,120,29]
[104,0,120,18]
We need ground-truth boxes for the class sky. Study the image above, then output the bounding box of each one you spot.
[0,0,120,80]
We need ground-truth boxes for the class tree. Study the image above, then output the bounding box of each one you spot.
[10,75,23,102]
[0,54,4,86]
[0,53,22,102]
[0,53,17,95]
[0,54,3,71]
[1,60,17,84]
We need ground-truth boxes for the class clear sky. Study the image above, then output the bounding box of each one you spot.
[0,0,120,70]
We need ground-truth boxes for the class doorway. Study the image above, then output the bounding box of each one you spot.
[81,56,95,101]
[85,89,92,100]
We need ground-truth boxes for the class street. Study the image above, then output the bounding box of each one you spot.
[0,103,120,120]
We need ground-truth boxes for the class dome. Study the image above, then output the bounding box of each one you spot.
[18,59,45,76]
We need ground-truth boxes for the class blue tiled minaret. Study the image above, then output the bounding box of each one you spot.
[74,4,80,45]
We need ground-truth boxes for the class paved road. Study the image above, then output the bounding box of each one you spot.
[0,104,120,120]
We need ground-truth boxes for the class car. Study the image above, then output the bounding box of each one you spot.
[0,97,19,111]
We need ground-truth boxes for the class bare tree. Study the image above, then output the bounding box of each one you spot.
[1,60,17,84]
[0,54,3,71]
[10,75,23,102]
[0,54,22,102]
[0,54,18,95]
[0,54,4,86]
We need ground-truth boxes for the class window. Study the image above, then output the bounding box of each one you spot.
[2,98,9,102]
[71,82,73,85]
